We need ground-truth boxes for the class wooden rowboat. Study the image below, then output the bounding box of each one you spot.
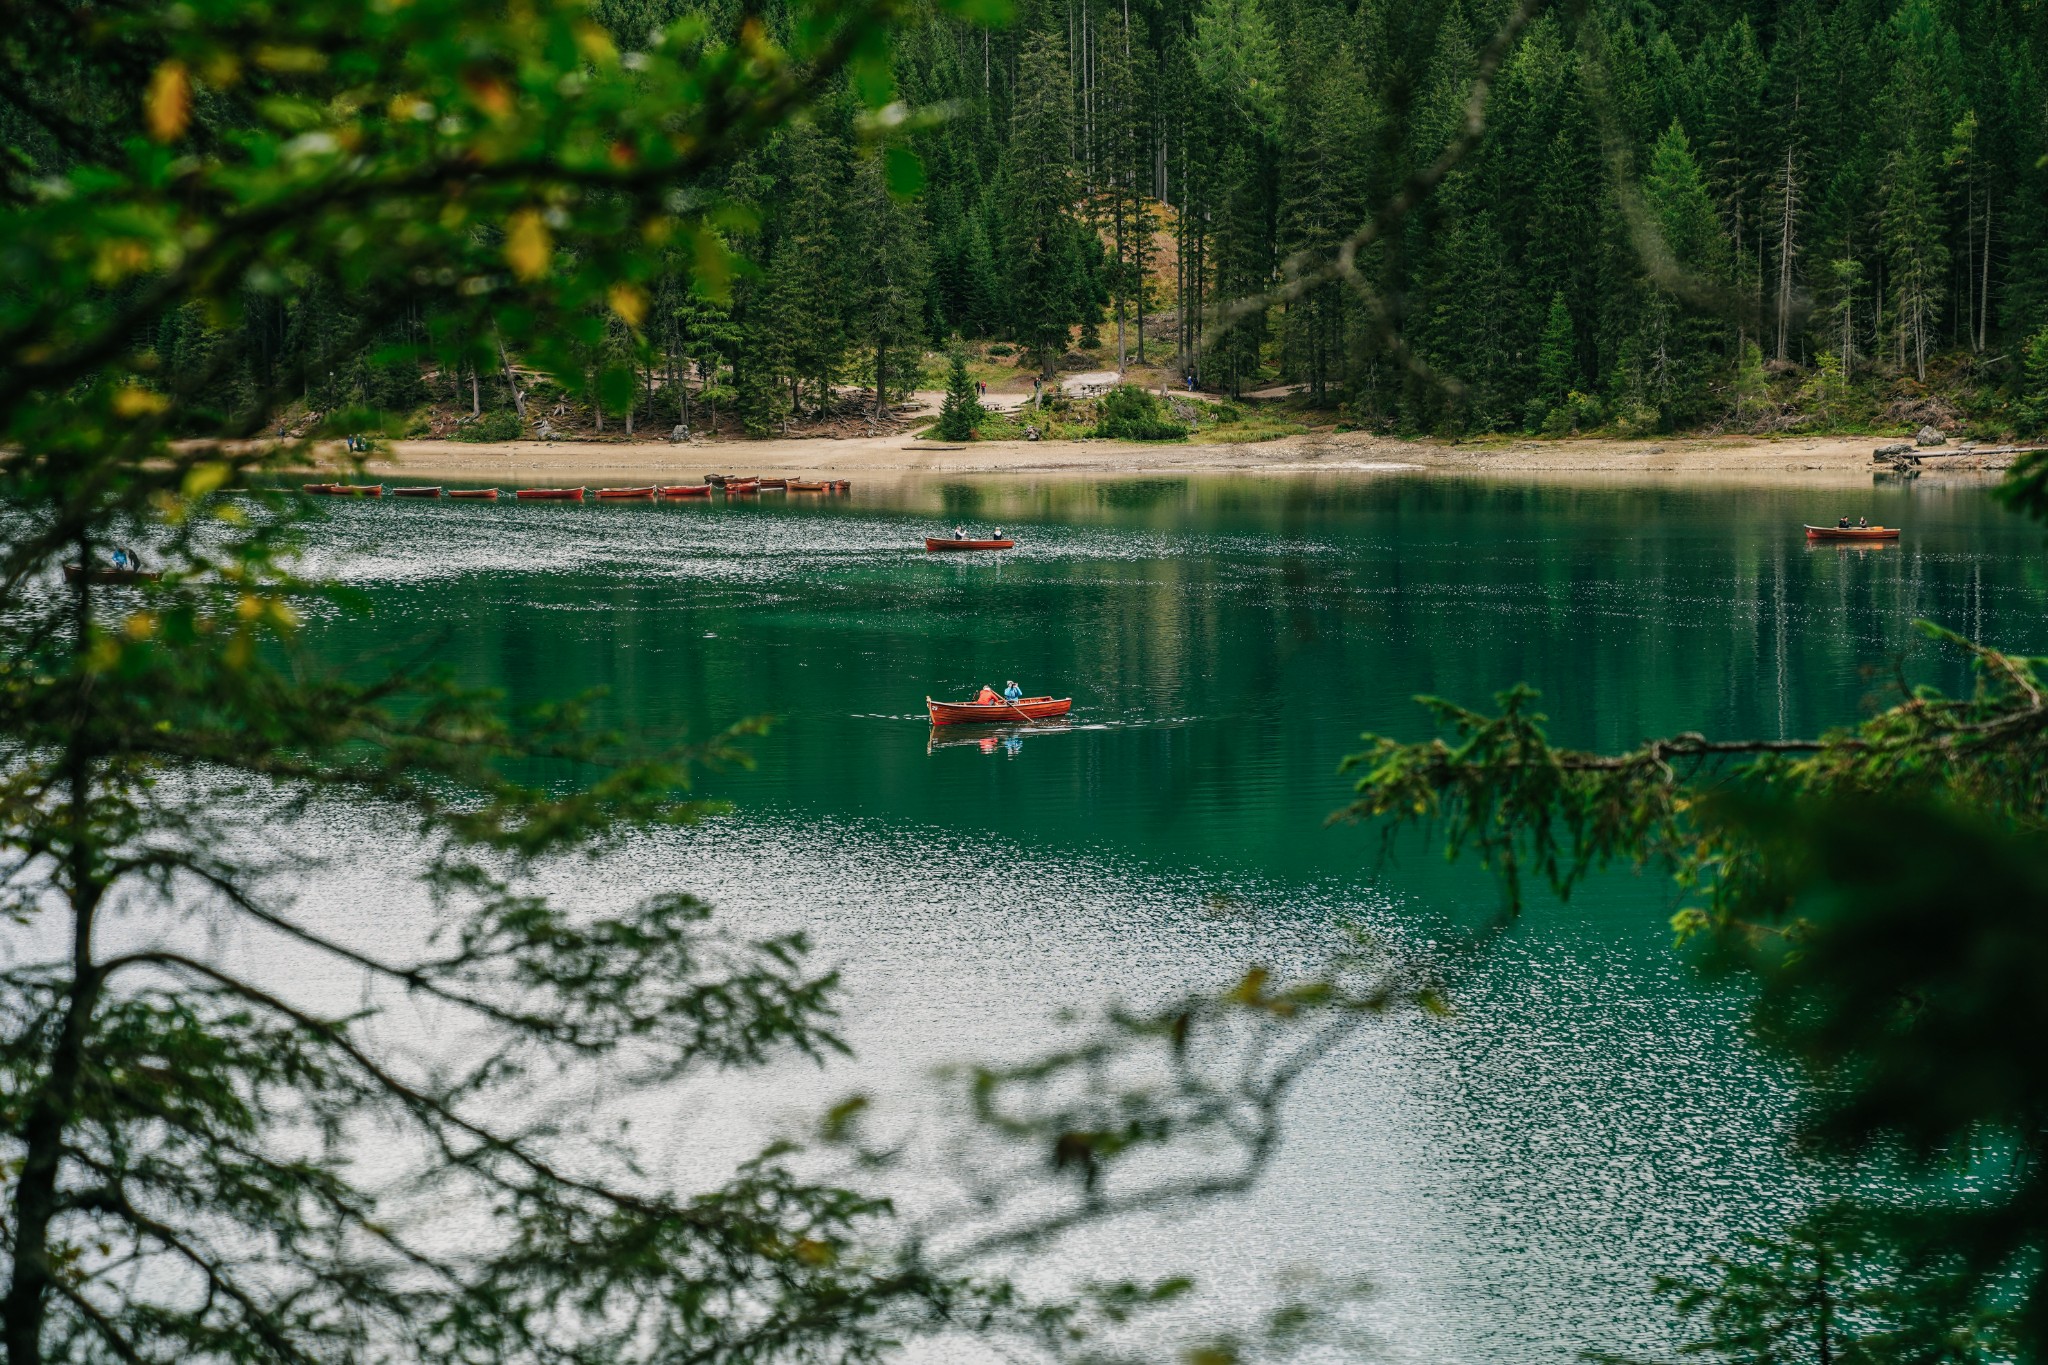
[448,488,500,500]
[595,486,657,500]
[787,480,828,492]
[757,478,788,490]
[660,485,713,497]
[830,480,850,492]
[926,695,1071,726]
[391,486,442,498]
[301,482,343,494]
[926,537,1014,552]
[516,487,586,501]
[723,481,759,494]
[1804,524,1900,541]
[64,565,162,585]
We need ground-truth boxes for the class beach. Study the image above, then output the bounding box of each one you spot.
[292,429,1899,484]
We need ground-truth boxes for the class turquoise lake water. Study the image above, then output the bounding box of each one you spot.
[279,470,2044,1361]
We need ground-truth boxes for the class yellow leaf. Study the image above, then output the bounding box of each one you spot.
[145,61,191,143]
[505,209,551,281]
[608,283,648,328]
[111,387,169,419]
[573,21,619,65]
[1224,967,1270,1007]
[254,45,327,73]
[92,239,156,285]
[463,69,514,120]
[182,461,230,497]
[201,52,241,88]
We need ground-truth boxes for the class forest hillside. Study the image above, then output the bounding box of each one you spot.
[28,0,2048,442]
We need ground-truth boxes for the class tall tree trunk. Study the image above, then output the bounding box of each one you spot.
[1775,146,1797,362]
[470,367,481,417]
[1979,195,1991,354]
[4,538,109,1365]
[494,327,527,424]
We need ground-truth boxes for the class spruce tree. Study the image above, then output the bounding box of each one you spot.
[1882,134,1947,382]
[2021,326,2048,432]
[844,151,932,417]
[1002,27,1087,375]
[1640,121,1731,426]
[936,348,986,438]
[766,120,850,416]
[1535,291,1575,410]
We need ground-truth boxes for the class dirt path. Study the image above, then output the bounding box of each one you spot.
[285,429,1897,484]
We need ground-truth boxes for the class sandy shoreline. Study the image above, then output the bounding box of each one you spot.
[287,430,1910,484]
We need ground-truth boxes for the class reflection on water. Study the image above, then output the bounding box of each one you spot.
[265,471,2042,1362]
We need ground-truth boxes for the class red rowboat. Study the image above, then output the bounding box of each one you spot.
[332,484,383,497]
[661,484,713,497]
[1804,524,1900,541]
[64,565,163,585]
[516,487,586,501]
[448,488,500,500]
[830,480,850,492]
[757,478,788,490]
[724,481,759,494]
[391,486,442,498]
[595,486,657,499]
[301,482,343,494]
[787,480,828,492]
[926,537,1014,552]
[926,695,1072,726]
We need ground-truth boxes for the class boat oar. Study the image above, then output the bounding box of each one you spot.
[999,694,1041,726]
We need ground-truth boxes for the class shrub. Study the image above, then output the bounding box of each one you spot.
[454,409,523,442]
[2022,326,2048,433]
[1540,390,1603,436]
[1092,385,1187,441]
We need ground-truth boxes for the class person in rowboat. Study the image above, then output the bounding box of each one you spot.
[1858,515,1870,528]
[1836,516,1851,528]
[952,524,967,540]
[975,684,1002,704]
[1004,680,1023,703]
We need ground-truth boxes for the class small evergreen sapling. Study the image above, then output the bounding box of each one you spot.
[936,350,985,439]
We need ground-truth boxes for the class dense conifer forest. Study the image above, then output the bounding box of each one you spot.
[20,0,2048,437]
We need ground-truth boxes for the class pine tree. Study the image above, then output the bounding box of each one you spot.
[844,151,931,417]
[936,348,985,438]
[1276,5,1371,401]
[2021,325,2048,431]
[1003,27,1088,374]
[1640,121,1731,426]
[1535,291,1575,407]
[766,120,850,416]
[1882,133,1947,382]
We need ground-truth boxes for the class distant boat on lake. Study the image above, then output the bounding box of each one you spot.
[926,537,1014,552]
[1804,524,1899,541]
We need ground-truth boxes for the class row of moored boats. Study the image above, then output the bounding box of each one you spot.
[301,477,850,501]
